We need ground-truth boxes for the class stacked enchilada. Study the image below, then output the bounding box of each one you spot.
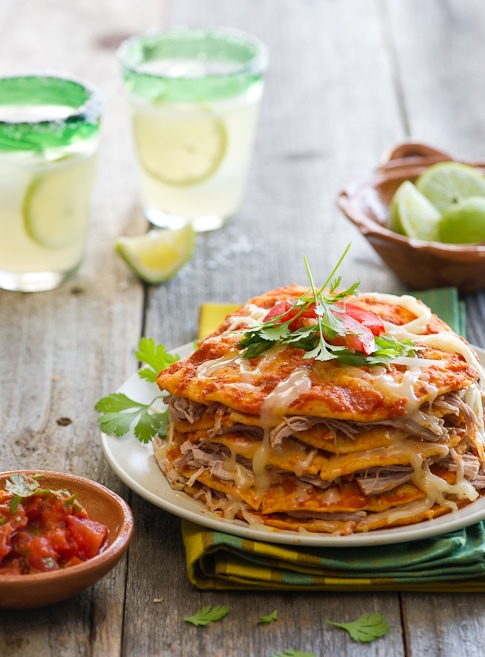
[154,284,485,535]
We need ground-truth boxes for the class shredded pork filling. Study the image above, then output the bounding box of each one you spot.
[159,389,485,525]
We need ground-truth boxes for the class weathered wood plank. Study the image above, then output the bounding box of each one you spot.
[0,0,156,655]
[387,1,485,655]
[140,2,406,657]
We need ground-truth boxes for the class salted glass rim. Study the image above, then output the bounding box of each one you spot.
[0,73,103,126]
[117,26,269,80]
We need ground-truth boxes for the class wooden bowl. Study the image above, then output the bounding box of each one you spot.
[0,470,134,610]
[337,142,485,293]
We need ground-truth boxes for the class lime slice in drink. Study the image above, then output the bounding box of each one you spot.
[388,180,441,241]
[23,159,93,249]
[416,162,485,213]
[133,108,227,186]
[115,224,195,284]
[438,196,485,244]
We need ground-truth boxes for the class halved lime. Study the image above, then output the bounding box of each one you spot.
[133,107,227,186]
[23,157,95,249]
[115,223,195,284]
[388,180,441,241]
[416,162,485,213]
[438,196,485,244]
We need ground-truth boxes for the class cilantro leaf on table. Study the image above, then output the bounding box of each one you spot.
[258,610,278,624]
[184,605,229,626]
[95,337,178,443]
[325,613,390,643]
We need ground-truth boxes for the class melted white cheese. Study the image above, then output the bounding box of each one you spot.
[252,428,272,491]
[260,369,311,426]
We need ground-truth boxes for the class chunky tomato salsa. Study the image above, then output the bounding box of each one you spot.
[0,474,109,575]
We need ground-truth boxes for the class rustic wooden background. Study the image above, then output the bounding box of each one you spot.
[1,1,485,655]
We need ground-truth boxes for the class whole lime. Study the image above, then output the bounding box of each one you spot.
[438,196,485,244]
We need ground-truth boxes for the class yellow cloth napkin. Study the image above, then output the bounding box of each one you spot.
[180,288,485,591]
[198,302,241,340]
[182,520,485,591]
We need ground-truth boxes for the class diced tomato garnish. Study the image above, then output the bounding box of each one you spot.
[263,297,381,356]
[337,302,385,336]
[263,301,293,322]
[264,301,317,330]
[338,313,376,354]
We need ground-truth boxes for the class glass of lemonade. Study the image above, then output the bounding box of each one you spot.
[0,75,102,292]
[118,27,268,232]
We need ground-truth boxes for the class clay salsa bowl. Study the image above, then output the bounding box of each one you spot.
[0,470,134,610]
[337,142,485,293]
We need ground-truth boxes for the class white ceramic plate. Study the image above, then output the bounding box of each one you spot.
[100,344,485,547]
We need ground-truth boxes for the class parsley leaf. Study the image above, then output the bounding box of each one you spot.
[95,393,168,444]
[325,613,390,643]
[272,650,315,657]
[258,610,278,624]
[95,337,179,443]
[184,605,229,626]
[136,337,178,383]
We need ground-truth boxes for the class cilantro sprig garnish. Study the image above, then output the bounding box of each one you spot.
[6,473,45,513]
[239,246,416,366]
[4,473,78,514]
[325,613,390,643]
[336,335,417,367]
[95,337,179,444]
[6,472,43,498]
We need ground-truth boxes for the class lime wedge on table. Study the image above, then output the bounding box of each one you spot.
[438,196,485,244]
[416,162,485,213]
[115,224,195,284]
[23,163,91,249]
[389,180,441,241]
[133,108,227,186]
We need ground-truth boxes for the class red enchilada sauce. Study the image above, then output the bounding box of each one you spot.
[0,474,109,574]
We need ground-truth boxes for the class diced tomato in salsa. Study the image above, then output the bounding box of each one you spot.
[67,516,109,560]
[0,482,109,575]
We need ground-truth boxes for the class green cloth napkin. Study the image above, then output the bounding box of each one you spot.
[181,287,485,591]
[182,520,485,591]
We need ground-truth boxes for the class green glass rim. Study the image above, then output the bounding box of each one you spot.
[118,26,268,103]
[0,74,102,153]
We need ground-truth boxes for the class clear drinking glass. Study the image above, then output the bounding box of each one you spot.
[0,75,102,292]
[118,27,268,232]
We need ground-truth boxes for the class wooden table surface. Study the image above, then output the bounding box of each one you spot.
[2,1,485,655]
